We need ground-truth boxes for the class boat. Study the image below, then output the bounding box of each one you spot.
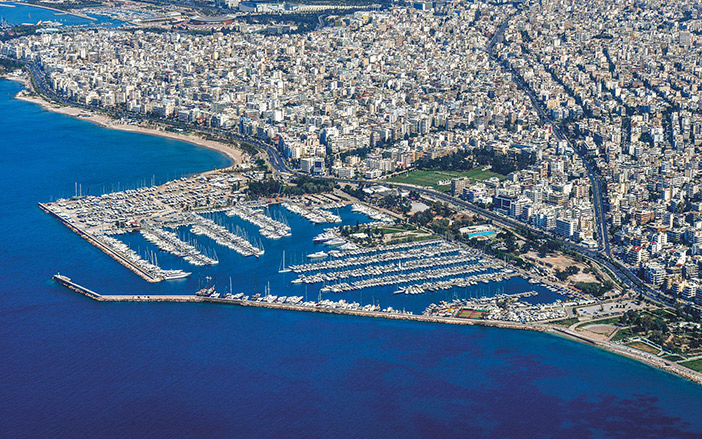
[278,250,291,273]
[307,251,328,259]
[313,231,335,244]
[324,238,347,247]
[196,286,215,296]
[162,270,191,280]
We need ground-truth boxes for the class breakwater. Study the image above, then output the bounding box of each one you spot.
[52,273,702,387]
[40,203,162,282]
[51,274,547,332]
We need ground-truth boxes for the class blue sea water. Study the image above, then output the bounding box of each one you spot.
[1,78,702,438]
[0,3,117,27]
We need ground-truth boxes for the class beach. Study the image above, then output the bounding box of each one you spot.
[6,74,243,166]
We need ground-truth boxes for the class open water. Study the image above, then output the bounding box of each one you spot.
[2,79,702,438]
[0,2,117,27]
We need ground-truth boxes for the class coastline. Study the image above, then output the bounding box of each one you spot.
[3,75,242,166]
[53,270,702,387]
[552,327,702,387]
[8,71,700,389]
[15,2,97,20]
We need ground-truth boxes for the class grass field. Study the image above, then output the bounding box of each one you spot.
[550,317,580,327]
[625,341,661,355]
[388,168,504,192]
[680,359,702,372]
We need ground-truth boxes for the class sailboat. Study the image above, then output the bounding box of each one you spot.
[278,250,291,273]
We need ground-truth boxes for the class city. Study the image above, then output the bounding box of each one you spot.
[2,0,702,436]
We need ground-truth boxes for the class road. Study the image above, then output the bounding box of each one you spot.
[24,61,296,176]
[21,47,669,307]
[485,9,611,258]
[26,59,656,304]
[337,176,664,303]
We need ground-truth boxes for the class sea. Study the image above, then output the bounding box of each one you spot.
[0,3,118,28]
[1,78,702,438]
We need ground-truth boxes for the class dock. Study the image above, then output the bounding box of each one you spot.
[50,274,547,331]
[40,203,163,283]
[38,203,187,283]
[52,274,202,302]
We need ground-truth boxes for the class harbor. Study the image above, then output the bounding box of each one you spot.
[40,172,581,315]
[51,274,561,327]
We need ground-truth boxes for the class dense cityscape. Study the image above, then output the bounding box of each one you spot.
[5,0,702,308]
[2,0,702,433]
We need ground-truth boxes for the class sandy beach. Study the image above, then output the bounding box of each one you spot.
[11,86,243,166]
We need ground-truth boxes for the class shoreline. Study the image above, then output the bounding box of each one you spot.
[53,272,702,387]
[10,72,701,389]
[15,2,97,21]
[3,75,242,166]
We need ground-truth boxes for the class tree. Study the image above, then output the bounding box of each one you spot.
[650,330,665,346]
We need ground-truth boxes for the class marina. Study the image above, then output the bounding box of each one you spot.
[140,224,218,266]
[189,214,264,258]
[40,179,572,313]
[38,173,261,281]
[34,154,590,316]
[51,274,564,325]
[226,202,291,239]
[281,201,342,224]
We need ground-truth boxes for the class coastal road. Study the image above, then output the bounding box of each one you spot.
[336,177,664,304]
[23,61,296,176]
[20,56,658,303]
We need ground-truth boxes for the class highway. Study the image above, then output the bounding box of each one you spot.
[486,9,611,258]
[337,176,664,304]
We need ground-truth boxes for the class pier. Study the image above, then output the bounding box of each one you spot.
[190,214,264,257]
[52,274,202,302]
[51,274,547,331]
[40,203,163,282]
[226,203,291,239]
[39,173,249,281]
